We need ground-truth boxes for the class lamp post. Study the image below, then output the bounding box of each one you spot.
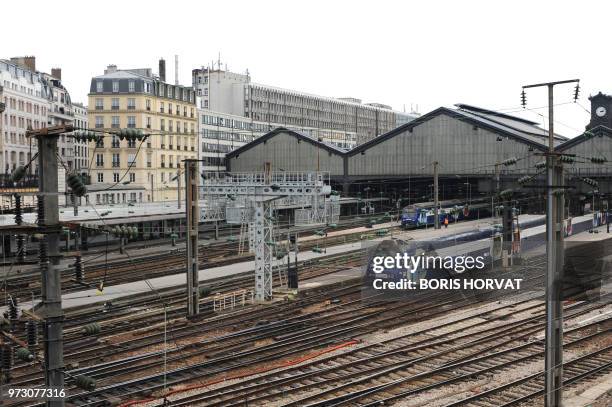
[464,182,472,204]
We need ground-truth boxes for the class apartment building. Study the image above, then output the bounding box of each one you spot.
[87,61,197,203]
[0,58,47,174]
[72,102,88,173]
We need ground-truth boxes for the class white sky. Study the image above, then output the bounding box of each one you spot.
[3,0,608,138]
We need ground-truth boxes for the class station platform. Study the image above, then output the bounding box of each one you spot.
[4,213,602,312]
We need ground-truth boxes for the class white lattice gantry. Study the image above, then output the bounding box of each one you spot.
[202,171,333,301]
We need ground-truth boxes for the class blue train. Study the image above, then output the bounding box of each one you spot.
[400,198,490,229]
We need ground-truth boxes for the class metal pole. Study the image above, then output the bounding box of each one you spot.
[177,170,181,209]
[37,132,65,406]
[544,83,563,407]
[185,159,199,316]
[434,161,439,229]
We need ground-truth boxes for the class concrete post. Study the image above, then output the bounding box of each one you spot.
[37,132,65,406]
[185,159,199,316]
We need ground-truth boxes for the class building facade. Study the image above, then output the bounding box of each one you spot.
[87,62,198,203]
[42,68,76,169]
[72,102,88,174]
[198,108,359,174]
[192,66,418,145]
[0,58,48,174]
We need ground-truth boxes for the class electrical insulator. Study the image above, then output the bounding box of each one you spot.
[582,178,599,188]
[73,130,102,143]
[74,255,84,283]
[573,83,580,102]
[10,166,26,183]
[36,195,45,225]
[521,89,527,108]
[15,348,33,362]
[67,173,87,197]
[26,321,38,348]
[116,128,146,141]
[75,375,96,391]
[535,161,547,170]
[14,194,22,225]
[518,175,534,185]
[82,322,101,336]
[1,345,12,371]
[499,189,514,198]
[502,157,518,166]
[583,130,595,139]
[559,155,575,164]
[591,157,607,164]
[7,297,18,321]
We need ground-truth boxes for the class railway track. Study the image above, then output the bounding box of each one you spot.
[2,219,399,300]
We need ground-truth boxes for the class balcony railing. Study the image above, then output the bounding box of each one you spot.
[112,105,120,110]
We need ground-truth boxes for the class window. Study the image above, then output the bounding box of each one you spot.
[96,81,103,92]
[111,135,120,148]
[111,98,119,110]
[113,173,120,183]
[97,173,104,182]
[168,87,173,98]
[112,81,119,92]
[95,116,104,128]
[204,100,209,109]
[111,116,120,128]
[203,88,208,96]
[112,153,120,167]
[160,102,165,113]
[169,120,173,132]
[129,173,136,182]
[95,98,104,110]
[160,119,165,131]
[146,99,151,111]
[128,153,136,166]
[146,116,151,129]
[128,80,135,92]
[96,153,104,166]
[127,116,136,128]
[127,98,135,109]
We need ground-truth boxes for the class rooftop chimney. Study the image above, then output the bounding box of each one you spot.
[159,58,166,82]
[10,56,36,72]
[51,68,62,80]
[104,64,118,74]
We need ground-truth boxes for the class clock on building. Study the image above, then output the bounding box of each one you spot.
[596,106,607,117]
